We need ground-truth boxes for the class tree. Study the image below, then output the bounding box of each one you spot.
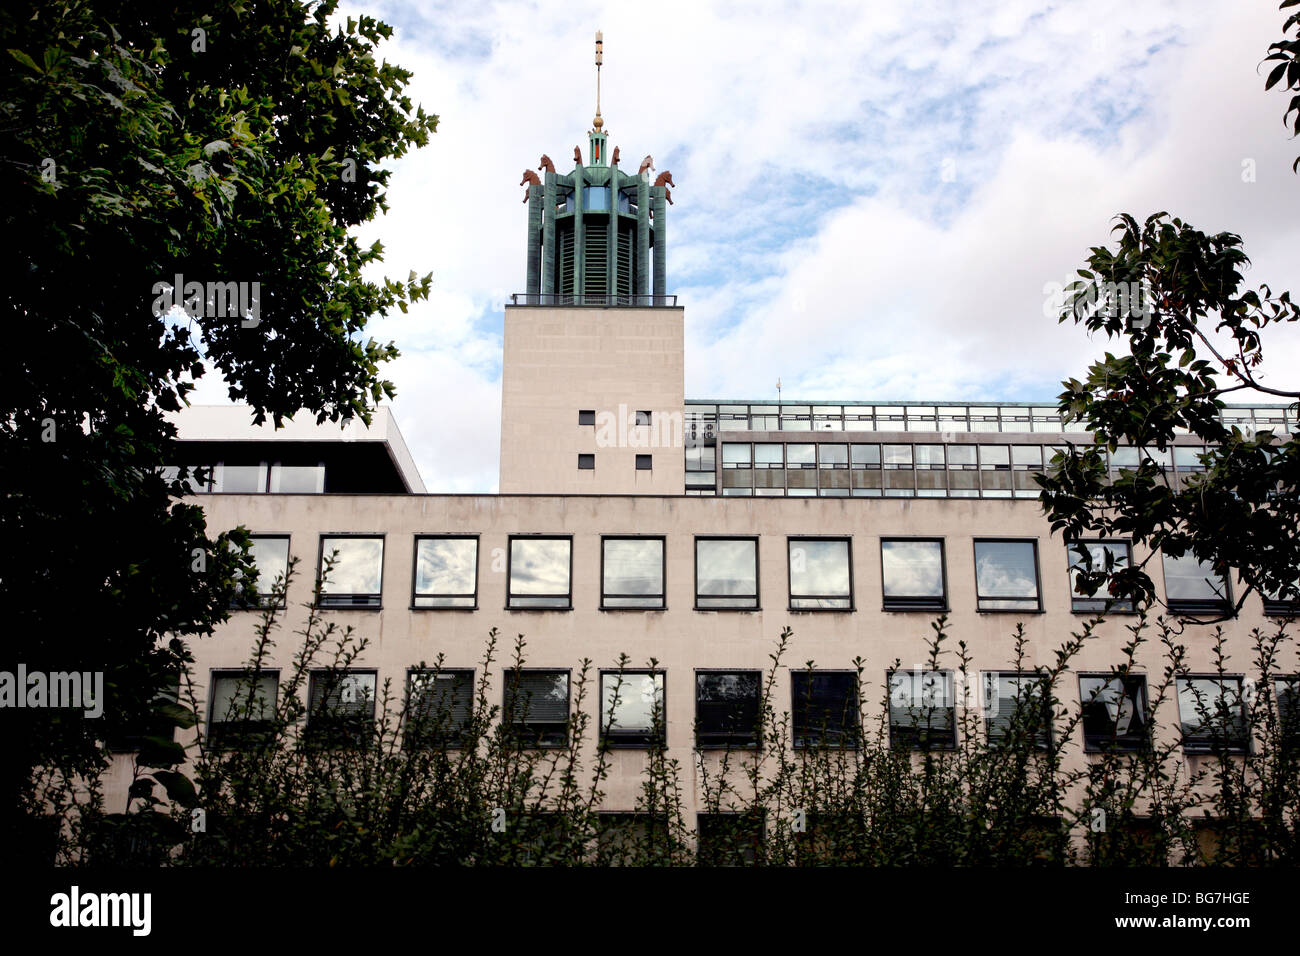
[0,0,435,859]
[1264,0,1300,172]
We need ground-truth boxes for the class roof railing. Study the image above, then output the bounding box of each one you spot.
[509,293,677,307]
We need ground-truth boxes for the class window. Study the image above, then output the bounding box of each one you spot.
[1177,676,1249,754]
[635,454,652,470]
[1079,674,1149,752]
[973,539,1041,612]
[269,463,324,493]
[207,670,278,749]
[695,537,759,609]
[792,671,859,749]
[405,669,474,748]
[594,813,669,866]
[578,453,595,470]
[914,444,946,497]
[787,538,852,610]
[984,672,1051,749]
[412,536,477,608]
[583,185,609,211]
[236,535,290,608]
[1067,541,1134,612]
[161,464,211,494]
[697,812,764,866]
[306,670,377,748]
[600,671,665,748]
[1276,677,1300,747]
[947,445,979,497]
[695,671,761,748]
[507,536,572,609]
[880,539,946,611]
[213,462,268,493]
[578,409,596,426]
[602,537,665,609]
[1162,552,1231,615]
[978,444,1012,497]
[888,670,956,750]
[1262,577,1300,616]
[503,669,570,748]
[316,535,384,608]
[635,410,652,426]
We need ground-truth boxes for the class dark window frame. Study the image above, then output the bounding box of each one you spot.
[404,667,475,749]
[1161,552,1234,617]
[304,668,378,749]
[207,668,280,751]
[972,537,1043,613]
[234,534,291,610]
[694,535,760,611]
[502,667,572,749]
[696,811,766,866]
[578,453,595,470]
[506,534,574,611]
[578,409,596,426]
[635,410,653,426]
[314,533,385,609]
[600,535,667,610]
[983,670,1053,750]
[791,669,861,750]
[887,668,957,751]
[1176,674,1250,755]
[879,537,948,612]
[635,454,653,470]
[1078,672,1151,753]
[1066,539,1136,614]
[786,536,854,611]
[410,534,479,611]
[694,669,763,750]
[599,669,667,749]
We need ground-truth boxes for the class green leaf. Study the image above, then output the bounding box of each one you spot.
[150,769,199,808]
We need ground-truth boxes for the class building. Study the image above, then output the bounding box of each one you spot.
[103,46,1299,860]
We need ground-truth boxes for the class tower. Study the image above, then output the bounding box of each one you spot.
[502,32,684,495]
[522,32,670,306]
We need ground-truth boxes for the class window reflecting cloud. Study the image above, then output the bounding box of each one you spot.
[881,540,943,597]
[320,537,383,595]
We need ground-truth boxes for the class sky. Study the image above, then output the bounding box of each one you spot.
[187,0,1300,493]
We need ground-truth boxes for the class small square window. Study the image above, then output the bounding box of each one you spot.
[635,410,653,426]
[578,454,595,470]
[602,537,665,609]
[1079,674,1149,752]
[305,670,377,749]
[412,536,477,608]
[503,669,570,748]
[234,535,290,609]
[788,538,852,610]
[405,669,474,748]
[983,671,1051,749]
[695,671,762,748]
[888,670,956,751]
[316,536,384,608]
[974,539,1041,612]
[578,410,596,426]
[880,539,946,611]
[792,671,859,749]
[1067,541,1135,612]
[1177,676,1249,754]
[507,536,572,609]
[1162,552,1232,616]
[695,538,759,609]
[635,454,652,470]
[207,670,278,750]
[600,671,665,748]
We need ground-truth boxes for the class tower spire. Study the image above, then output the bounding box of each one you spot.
[593,30,603,131]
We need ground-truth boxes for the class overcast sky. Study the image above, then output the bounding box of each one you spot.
[190,0,1300,493]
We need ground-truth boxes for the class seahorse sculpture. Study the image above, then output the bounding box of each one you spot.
[638,155,654,176]
[653,170,675,205]
[538,154,555,174]
[573,145,582,164]
[520,169,540,202]
[612,146,620,165]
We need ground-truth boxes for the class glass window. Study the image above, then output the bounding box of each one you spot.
[508,537,572,609]
[1263,576,1300,616]
[889,670,956,750]
[1162,552,1231,614]
[984,672,1051,748]
[578,453,595,470]
[792,671,859,749]
[413,536,477,608]
[601,671,665,747]
[979,444,1012,496]
[754,443,783,466]
[1276,677,1300,745]
[974,540,1041,612]
[583,185,609,210]
[947,444,979,497]
[881,539,946,610]
[905,406,937,431]
[214,463,267,493]
[697,812,765,867]
[818,444,848,467]
[579,409,595,426]
[850,444,882,496]
[1173,445,1207,472]
[503,670,570,748]
[915,444,946,497]
[883,444,914,497]
[317,536,384,607]
[695,671,762,748]
[788,538,852,610]
[635,454,653,470]
[721,443,751,467]
[208,671,278,749]
[161,464,211,494]
[1067,541,1133,612]
[306,670,377,749]
[602,537,665,609]
[239,535,289,607]
[1011,445,1044,498]
[786,443,815,467]
[1177,677,1249,754]
[780,406,811,431]
[635,410,652,426]
[269,463,324,493]
[405,669,474,748]
[1079,674,1149,752]
[696,538,758,609]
